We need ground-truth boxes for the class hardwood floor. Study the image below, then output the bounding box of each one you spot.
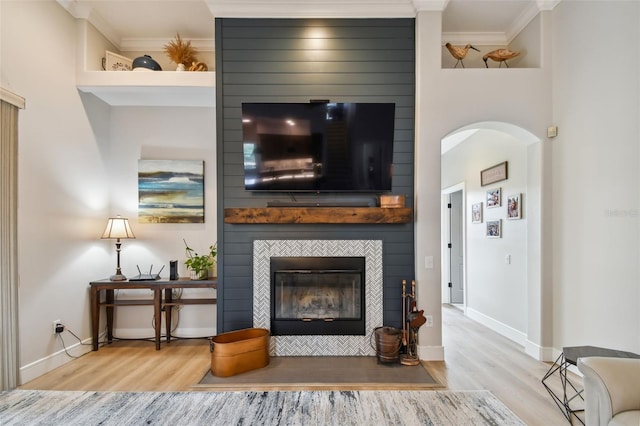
[424,305,573,425]
[21,305,573,425]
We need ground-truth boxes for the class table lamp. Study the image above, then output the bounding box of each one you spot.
[101,215,135,281]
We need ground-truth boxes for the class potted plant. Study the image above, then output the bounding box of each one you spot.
[184,239,217,280]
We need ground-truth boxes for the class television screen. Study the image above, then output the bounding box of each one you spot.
[242,102,395,192]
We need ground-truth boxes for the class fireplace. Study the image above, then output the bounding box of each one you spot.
[253,239,382,356]
[270,256,366,336]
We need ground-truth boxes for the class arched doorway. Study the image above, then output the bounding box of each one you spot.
[440,121,549,360]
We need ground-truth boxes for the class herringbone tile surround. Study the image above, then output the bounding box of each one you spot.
[253,240,383,356]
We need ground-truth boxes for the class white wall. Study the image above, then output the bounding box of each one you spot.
[1,1,111,382]
[550,1,640,353]
[1,1,217,383]
[442,130,528,336]
[105,106,217,338]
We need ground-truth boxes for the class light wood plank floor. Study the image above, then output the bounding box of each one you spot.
[21,304,573,425]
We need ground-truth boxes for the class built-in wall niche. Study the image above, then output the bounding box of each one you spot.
[441,8,542,69]
[442,43,529,69]
[74,19,215,107]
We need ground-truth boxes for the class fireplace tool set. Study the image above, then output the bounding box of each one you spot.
[401,279,426,366]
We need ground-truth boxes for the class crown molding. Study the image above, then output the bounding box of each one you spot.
[58,0,558,52]
[505,1,540,43]
[56,0,90,19]
[537,0,562,11]
[442,32,507,46]
[120,38,215,53]
[412,0,450,12]
[205,0,418,18]
[57,0,122,49]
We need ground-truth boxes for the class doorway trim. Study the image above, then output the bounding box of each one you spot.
[441,182,466,312]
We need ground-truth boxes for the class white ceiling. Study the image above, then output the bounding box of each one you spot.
[59,0,556,52]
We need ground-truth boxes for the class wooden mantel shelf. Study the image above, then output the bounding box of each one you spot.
[224,207,413,224]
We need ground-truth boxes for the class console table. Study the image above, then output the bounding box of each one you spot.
[89,278,217,351]
[542,346,640,424]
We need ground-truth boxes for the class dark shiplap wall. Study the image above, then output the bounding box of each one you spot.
[215,18,415,333]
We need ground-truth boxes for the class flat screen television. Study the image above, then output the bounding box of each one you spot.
[241,102,395,192]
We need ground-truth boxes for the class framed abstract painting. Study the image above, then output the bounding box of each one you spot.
[138,159,204,223]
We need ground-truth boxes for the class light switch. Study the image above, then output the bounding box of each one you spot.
[505,254,511,264]
[425,255,434,269]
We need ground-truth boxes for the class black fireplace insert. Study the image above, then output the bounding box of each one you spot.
[270,256,366,335]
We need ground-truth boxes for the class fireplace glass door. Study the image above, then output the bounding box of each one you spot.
[270,257,365,335]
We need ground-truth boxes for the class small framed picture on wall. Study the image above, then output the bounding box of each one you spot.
[480,161,508,186]
[486,187,501,208]
[486,219,502,238]
[507,193,522,220]
[471,202,483,223]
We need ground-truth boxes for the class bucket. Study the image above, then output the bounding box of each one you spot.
[210,328,270,377]
[371,326,403,363]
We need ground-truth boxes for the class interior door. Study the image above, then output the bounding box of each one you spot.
[449,190,464,304]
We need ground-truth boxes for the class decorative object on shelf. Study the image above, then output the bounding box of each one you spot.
[379,194,405,208]
[483,48,520,68]
[507,193,522,220]
[471,202,483,224]
[132,55,162,71]
[444,42,480,68]
[101,216,136,281]
[184,239,217,280]
[486,219,502,238]
[104,51,132,71]
[138,159,204,223]
[163,33,198,71]
[189,61,209,72]
[480,161,508,186]
[486,187,501,208]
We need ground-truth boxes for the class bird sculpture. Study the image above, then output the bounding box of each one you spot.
[445,42,480,68]
[483,48,520,68]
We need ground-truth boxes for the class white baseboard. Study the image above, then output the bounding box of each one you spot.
[20,335,94,385]
[525,340,556,362]
[418,344,444,361]
[466,307,527,347]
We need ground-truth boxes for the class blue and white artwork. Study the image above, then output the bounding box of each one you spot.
[138,160,204,223]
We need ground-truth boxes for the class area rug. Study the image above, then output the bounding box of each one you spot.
[197,356,441,390]
[0,389,525,425]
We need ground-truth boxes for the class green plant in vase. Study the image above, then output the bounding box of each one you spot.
[184,239,217,280]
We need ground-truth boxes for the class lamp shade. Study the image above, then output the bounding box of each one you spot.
[101,216,135,240]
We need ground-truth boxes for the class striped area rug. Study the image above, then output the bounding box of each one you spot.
[0,389,524,425]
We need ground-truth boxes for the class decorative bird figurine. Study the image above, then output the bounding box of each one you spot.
[483,48,520,68]
[445,42,480,68]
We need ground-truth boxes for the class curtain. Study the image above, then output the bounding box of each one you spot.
[1,88,24,390]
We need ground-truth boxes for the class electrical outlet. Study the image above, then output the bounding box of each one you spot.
[425,315,433,327]
[53,320,64,334]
